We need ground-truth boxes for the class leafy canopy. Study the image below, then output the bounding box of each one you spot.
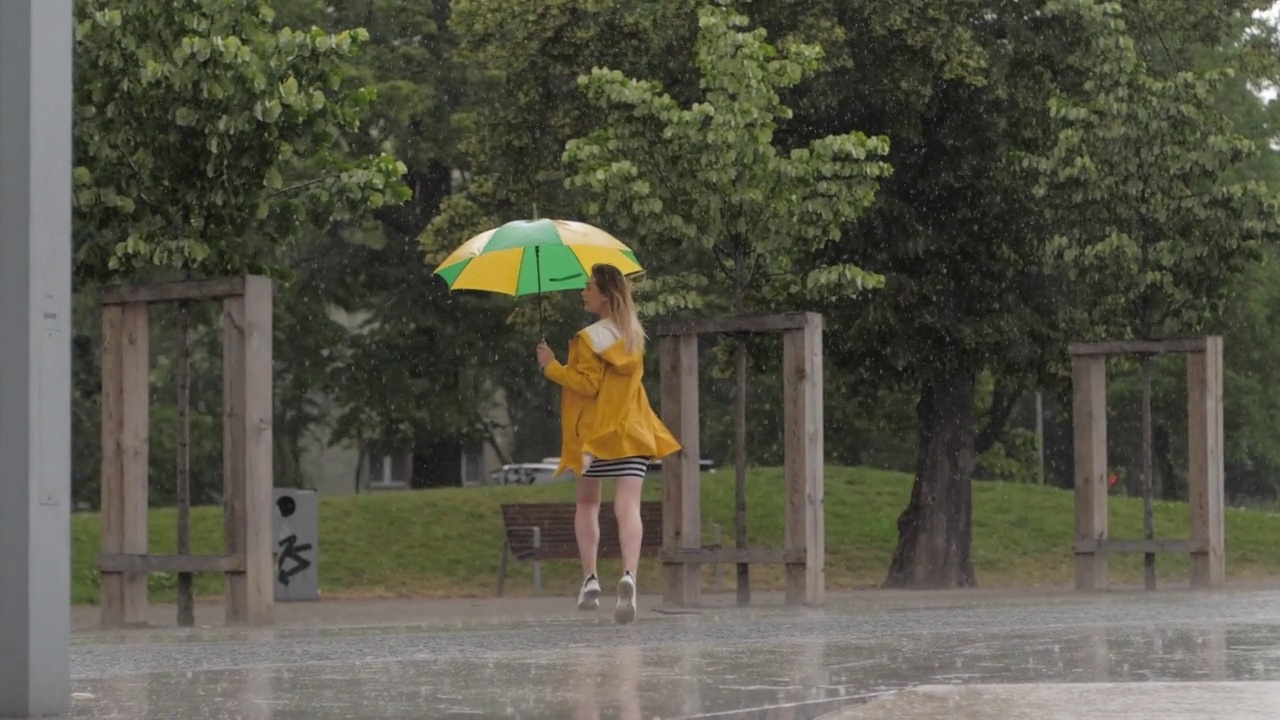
[1024,0,1280,340]
[561,4,893,315]
[73,0,409,280]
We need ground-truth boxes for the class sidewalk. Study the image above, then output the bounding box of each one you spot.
[69,583,1280,719]
[72,579,1280,634]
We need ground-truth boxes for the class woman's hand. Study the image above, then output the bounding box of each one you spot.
[536,341,556,369]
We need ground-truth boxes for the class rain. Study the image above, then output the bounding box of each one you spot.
[4,0,1280,718]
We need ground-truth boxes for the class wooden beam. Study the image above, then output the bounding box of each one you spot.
[654,312,819,338]
[222,275,275,624]
[1073,539,1209,555]
[661,548,804,564]
[1072,355,1109,591]
[1067,338,1207,357]
[100,276,250,306]
[1188,337,1226,589]
[98,303,150,628]
[659,333,702,607]
[783,322,825,607]
[98,553,246,574]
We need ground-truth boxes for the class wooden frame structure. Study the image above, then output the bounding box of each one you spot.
[98,276,275,627]
[655,312,825,608]
[1070,336,1225,591]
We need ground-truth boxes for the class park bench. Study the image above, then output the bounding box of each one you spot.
[496,501,663,596]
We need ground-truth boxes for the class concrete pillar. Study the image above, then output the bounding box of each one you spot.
[0,0,74,717]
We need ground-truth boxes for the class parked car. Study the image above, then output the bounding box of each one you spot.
[490,462,568,486]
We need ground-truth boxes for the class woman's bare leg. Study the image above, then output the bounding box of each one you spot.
[612,475,644,575]
[575,475,603,594]
[576,475,602,576]
[612,475,644,624]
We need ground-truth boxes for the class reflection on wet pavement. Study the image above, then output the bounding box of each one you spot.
[834,682,1280,719]
[69,590,1280,719]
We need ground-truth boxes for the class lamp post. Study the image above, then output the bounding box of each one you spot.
[0,1,74,716]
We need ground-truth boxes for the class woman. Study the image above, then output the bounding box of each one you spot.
[536,263,680,625]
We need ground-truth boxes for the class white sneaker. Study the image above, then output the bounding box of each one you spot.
[614,572,637,625]
[577,575,601,611]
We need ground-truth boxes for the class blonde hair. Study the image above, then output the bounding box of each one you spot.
[592,263,645,353]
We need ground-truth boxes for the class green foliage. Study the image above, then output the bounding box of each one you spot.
[425,0,704,327]
[975,428,1040,484]
[1220,251,1280,499]
[1024,1,1280,502]
[64,0,1280,509]
[69,0,414,505]
[561,4,892,315]
[73,0,409,280]
[1024,0,1280,340]
[441,0,699,223]
[274,0,460,239]
[771,0,1068,398]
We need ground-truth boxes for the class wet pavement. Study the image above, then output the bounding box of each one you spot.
[68,587,1280,719]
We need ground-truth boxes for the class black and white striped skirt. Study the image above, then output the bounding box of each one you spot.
[581,456,650,479]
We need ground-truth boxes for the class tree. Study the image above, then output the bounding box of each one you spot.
[73,0,408,623]
[745,0,1077,589]
[442,0,700,226]
[727,0,1279,589]
[74,0,407,279]
[1024,0,1279,541]
[378,0,713,481]
[1027,0,1277,345]
[268,0,486,485]
[561,4,891,602]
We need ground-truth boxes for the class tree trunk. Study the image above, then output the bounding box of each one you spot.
[734,335,749,606]
[176,300,194,627]
[883,371,978,589]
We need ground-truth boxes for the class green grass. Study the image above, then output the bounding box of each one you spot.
[70,466,1280,604]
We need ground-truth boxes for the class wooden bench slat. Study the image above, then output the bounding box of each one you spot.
[99,553,245,573]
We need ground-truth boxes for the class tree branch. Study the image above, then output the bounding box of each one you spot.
[975,382,1025,454]
[711,241,735,279]
[262,171,352,202]
[124,154,160,213]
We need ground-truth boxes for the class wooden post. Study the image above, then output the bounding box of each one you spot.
[1187,336,1225,588]
[1072,355,1109,591]
[660,333,702,607]
[99,303,150,628]
[783,316,824,606]
[176,301,194,627]
[222,276,274,624]
[1140,357,1156,591]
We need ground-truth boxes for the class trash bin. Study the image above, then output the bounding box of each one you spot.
[272,488,320,602]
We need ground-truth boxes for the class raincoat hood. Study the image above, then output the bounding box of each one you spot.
[581,319,643,374]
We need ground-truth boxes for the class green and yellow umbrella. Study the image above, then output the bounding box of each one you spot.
[433,219,643,297]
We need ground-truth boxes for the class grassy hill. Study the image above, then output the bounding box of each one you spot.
[70,466,1280,604]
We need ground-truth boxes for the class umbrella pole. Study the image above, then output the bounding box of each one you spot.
[535,245,544,340]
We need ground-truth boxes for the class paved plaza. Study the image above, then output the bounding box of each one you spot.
[66,586,1280,719]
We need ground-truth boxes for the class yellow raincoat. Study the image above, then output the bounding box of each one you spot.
[543,319,681,478]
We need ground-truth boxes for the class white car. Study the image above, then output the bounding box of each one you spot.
[490,462,568,486]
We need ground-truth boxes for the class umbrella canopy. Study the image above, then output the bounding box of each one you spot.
[433,219,643,297]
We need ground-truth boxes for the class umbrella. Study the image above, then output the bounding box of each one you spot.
[433,218,643,330]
